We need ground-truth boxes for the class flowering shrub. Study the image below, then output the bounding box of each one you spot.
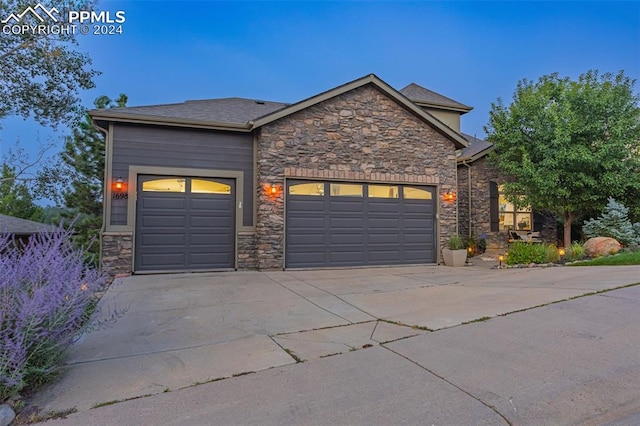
[0,227,106,401]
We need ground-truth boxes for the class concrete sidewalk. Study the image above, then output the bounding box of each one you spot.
[31,263,640,421]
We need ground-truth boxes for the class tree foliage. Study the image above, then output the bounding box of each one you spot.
[486,70,640,247]
[61,94,127,260]
[0,164,44,221]
[583,198,639,246]
[0,0,99,126]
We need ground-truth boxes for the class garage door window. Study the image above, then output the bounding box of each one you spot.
[369,185,399,198]
[289,182,324,196]
[192,179,232,194]
[330,183,363,197]
[403,187,432,200]
[142,178,186,192]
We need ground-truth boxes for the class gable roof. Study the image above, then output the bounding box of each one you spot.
[89,74,470,149]
[457,133,494,163]
[252,74,468,149]
[91,98,289,131]
[0,214,55,235]
[400,83,473,114]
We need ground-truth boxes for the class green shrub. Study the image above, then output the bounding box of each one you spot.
[545,244,559,263]
[447,234,465,250]
[567,242,586,261]
[506,241,546,265]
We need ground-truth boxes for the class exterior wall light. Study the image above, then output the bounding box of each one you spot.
[443,191,456,202]
[114,177,125,191]
[265,183,280,197]
[112,177,128,200]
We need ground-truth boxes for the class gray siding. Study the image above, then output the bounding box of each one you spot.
[110,124,254,227]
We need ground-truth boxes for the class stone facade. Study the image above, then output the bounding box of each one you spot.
[101,232,133,283]
[457,156,502,248]
[458,156,557,251]
[237,231,258,270]
[256,84,459,269]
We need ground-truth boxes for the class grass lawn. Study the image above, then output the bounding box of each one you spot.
[569,251,640,266]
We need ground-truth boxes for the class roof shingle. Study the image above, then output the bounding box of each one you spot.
[0,214,55,235]
[399,83,472,112]
[96,98,289,125]
[458,133,494,161]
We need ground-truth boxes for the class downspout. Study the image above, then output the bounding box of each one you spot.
[461,160,472,239]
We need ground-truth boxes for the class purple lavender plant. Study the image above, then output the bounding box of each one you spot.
[0,227,107,401]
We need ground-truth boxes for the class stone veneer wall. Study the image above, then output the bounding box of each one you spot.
[458,157,557,251]
[256,84,459,269]
[101,232,133,283]
[237,231,258,269]
[457,156,501,247]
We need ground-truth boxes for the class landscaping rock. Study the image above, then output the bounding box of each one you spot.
[0,404,15,426]
[584,237,622,257]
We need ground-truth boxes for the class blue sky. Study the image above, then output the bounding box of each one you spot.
[1,0,639,191]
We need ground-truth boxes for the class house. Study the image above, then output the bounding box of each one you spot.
[91,73,544,280]
[0,214,55,246]
[456,136,557,251]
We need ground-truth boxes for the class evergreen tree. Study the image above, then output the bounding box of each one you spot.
[583,198,639,246]
[61,94,128,260]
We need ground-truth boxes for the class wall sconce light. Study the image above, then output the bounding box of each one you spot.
[265,183,280,197]
[114,177,124,191]
[112,177,128,200]
[443,191,456,202]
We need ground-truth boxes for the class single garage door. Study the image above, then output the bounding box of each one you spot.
[135,175,235,272]
[286,180,436,268]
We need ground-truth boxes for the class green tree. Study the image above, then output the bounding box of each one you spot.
[486,70,640,247]
[61,94,127,260]
[0,0,99,126]
[0,164,44,221]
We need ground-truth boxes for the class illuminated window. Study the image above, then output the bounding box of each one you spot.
[368,185,399,198]
[330,183,363,197]
[498,185,532,230]
[289,182,324,196]
[403,187,432,200]
[142,178,186,192]
[192,179,231,194]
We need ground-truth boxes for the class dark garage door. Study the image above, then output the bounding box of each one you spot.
[135,175,235,272]
[286,180,436,268]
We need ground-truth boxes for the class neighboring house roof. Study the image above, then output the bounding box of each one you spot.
[457,133,495,163]
[252,74,468,149]
[399,83,473,114]
[91,98,289,131]
[0,214,55,235]
[90,74,469,149]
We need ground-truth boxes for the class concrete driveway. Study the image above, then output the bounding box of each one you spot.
[31,262,640,423]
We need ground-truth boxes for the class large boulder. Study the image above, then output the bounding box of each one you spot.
[584,237,622,257]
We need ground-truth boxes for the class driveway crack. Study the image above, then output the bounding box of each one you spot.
[380,345,513,425]
[263,273,376,323]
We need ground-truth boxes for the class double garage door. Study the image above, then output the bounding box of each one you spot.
[286,180,436,268]
[135,176,436,271]
[135,175,235,272]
